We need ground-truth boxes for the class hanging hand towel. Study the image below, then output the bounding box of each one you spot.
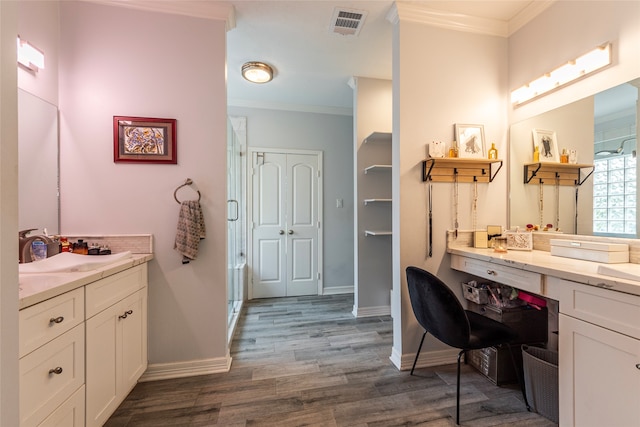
[174,200,206,263]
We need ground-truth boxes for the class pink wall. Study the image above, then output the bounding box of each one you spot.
[59,1,229,365]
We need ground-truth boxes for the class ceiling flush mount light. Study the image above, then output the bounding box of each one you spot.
[511,43,611,106]
[241,61,273,84]
[17,36,45,71]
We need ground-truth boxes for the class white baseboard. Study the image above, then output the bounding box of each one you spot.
[352,304,391,317]
[390,347,459,371]
[139,355,232,382]
[322,285,354,295]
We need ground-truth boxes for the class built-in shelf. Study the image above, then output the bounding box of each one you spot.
[364,164,391,174]
[364,198,391,205]
[363,132,391,144]
[422,158,503,183]
[364,230,392,236]
[523,162,594,186]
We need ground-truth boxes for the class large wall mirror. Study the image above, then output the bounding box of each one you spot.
[18,88,59,235]
[509,78,639,239]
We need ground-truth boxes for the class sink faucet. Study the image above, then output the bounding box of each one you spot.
[19,229,55,263]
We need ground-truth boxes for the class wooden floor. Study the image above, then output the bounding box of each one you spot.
[105,294,557,426]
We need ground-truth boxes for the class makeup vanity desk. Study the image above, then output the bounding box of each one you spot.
[448,244,640,427]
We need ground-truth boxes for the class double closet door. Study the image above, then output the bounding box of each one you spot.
[251,150,321,298]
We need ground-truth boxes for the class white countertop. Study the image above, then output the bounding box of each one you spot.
[19,253,154,309]
[448,246,640,297]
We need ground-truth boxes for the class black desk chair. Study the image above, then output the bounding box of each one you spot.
[406,266,526,425]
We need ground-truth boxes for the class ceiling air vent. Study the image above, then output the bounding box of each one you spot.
[330,7,368,36]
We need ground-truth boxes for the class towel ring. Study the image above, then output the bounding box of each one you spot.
[174,178,201,204]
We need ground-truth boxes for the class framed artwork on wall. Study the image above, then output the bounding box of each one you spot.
[532,128,559,162]
[455,124,485,158]
[113,116,177,164]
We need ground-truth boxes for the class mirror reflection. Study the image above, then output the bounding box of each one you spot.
[18,89,59,235]
[509,79,638,238]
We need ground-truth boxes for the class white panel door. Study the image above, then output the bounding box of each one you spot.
[251,151,319,298]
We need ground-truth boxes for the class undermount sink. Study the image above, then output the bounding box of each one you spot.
[596,264,640,282]
[19,251,133,274]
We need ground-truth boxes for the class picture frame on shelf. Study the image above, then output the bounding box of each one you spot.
[455,124,485,159]
[113,116,177,164]
[532,128,559,162]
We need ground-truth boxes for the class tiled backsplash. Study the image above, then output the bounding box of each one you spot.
[64,234,153,254]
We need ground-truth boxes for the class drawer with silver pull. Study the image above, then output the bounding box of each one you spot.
[451,254,542,295]
[19,324,85,427]
[19,287,84,358]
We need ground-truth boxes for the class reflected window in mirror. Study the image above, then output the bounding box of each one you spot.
[593,82,638,238]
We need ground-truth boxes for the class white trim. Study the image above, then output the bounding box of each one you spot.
[352,304,390,318]
[390,347,460,371]
[228,98,352,117]
[139,356,232,382]
[84,0,236,30]
[390,1,554,38]
[323,285,354,295]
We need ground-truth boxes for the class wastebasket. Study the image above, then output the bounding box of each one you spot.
[522,344,558,423]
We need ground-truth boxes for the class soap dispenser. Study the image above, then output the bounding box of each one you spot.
[533,146,540,162]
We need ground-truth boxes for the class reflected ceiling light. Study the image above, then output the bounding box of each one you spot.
[17,36,45,71]
[511,43,611,106]
[595,137,636,158]
[241,61,273,84]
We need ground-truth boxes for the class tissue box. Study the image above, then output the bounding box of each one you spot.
[550,239,629,263]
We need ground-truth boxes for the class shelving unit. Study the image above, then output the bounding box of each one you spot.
[422,158,503,183]
[362,131,392,237]
[523,162,594,186]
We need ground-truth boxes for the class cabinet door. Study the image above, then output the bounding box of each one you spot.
[85,304,118,427]
[86,288,147,427]
[120,288,147,394]
[559,314,640,427]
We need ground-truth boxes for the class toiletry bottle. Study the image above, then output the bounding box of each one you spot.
[560,148,569,163]
[488,143,498,159]
[448,141,458,158]
[533,146,540,162]
[60,237,70,252]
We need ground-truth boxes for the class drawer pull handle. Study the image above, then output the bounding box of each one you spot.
[486,270,496,275]
[49,316,64,324]
[48,367,63,375]
[118,310,133,320]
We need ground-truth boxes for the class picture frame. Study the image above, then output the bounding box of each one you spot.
[504,231,533,251]
[113,116,177,164]
[455,124,485,158]
[532,128,558,162]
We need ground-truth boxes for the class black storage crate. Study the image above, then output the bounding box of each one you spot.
[468,344,523,385]
[466,301,548,344]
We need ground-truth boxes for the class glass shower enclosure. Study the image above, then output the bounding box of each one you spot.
[227,117,246,344]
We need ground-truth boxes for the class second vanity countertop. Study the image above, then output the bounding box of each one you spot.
[19,253,154,310]
[448,246,640,297]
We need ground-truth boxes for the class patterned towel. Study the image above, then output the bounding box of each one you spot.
[174,200,206,263]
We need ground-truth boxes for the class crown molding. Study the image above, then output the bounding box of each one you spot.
[228,98,352,117]
[508,0,555,36]
[83,0,236,30]
[390,1,554,38]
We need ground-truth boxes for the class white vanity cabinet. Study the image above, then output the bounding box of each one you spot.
[546,277,640,427]
[85,264,148,427]
[19,259,149,427]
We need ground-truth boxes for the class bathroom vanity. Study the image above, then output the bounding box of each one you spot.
[18,253,152,427]
[448,239,640,426]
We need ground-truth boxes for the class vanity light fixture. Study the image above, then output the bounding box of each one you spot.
[511,43,611,106]
[17,36,45,71]
[241,61,273,84]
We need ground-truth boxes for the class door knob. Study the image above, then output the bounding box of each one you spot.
[279,230,285,235]
[288,229,294,235]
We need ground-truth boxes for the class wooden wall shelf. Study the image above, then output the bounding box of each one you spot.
[523,162,594,186]
[422,158,503,183]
